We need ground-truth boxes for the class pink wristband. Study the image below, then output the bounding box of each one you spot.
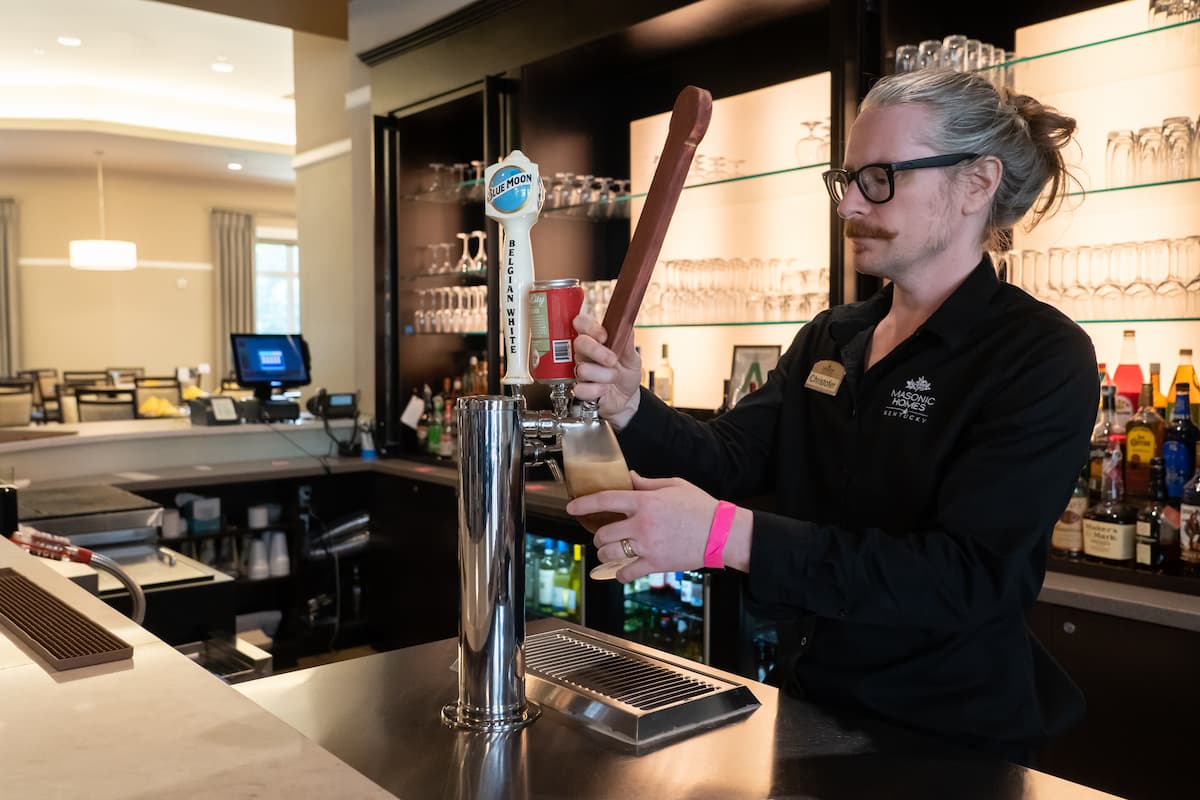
[704,501,737,569]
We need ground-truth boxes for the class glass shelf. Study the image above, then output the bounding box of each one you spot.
[397,270,487,286]
[1068,176,1200,198]
[635,319,811,329]
[402,327,485,336]
[1073,316,1200,324]
[406,162,832,216]
[977,17,1200,92]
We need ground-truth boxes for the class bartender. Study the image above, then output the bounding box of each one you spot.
[567,69,1098,765]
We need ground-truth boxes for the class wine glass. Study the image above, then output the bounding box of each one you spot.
[455,232,473,273]
[470,230,487,273]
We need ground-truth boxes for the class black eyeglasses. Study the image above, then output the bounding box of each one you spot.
[822,153,980,204]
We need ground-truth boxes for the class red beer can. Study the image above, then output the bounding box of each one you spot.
[528,278,584,384]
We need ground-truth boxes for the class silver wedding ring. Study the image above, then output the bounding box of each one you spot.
[620,538,637,559]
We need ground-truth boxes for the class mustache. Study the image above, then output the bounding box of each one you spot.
[844,220,898,241]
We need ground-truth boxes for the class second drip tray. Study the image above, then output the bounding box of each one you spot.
[524,628,760,751]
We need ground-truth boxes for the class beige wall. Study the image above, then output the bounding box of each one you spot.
[2,165,293,376]
[292,31,375,412]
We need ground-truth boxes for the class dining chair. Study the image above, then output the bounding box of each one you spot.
[0,379,35,427]
[134,376,183,415]
[74,388,136,422]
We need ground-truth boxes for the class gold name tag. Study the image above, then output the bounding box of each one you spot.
[804,360,845,396]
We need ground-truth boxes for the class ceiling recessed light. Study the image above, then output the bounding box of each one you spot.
[57,36,82,47]
[226,162,243,171]
[211,62,234,73]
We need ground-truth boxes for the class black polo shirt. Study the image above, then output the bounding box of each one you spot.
[617,256,1098,754]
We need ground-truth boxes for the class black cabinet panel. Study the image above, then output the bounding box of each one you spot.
[1032,603,1200,800]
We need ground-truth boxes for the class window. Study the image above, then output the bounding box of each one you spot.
[255,240,300,334]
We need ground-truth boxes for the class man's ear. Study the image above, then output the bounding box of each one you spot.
[959,155,1003,217]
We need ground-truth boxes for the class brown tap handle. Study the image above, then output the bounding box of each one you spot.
[601,85,712,359]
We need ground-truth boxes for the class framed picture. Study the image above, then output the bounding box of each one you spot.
[728,345,782,407]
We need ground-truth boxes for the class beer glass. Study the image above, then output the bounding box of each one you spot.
[1135,127,1166,183]
[1105,130,1135,188]
[1163,117,1193,180]
[917,40,942,69]
[562,416,637,579]
[894,45,919,74]
[964,39,983,71]
[940,35,968,72]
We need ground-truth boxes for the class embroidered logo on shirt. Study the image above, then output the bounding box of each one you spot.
[884,376,936,423]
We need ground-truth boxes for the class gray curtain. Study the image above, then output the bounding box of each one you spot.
[0,200,19,376]
[211,210,255,384]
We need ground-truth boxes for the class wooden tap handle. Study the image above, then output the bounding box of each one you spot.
[601,86,712,359]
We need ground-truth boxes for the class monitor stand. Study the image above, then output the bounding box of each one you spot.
[255,387,300,423]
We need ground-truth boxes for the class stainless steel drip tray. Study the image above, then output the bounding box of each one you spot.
[524,628,760,752]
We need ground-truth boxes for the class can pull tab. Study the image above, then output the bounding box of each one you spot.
[484,150,544,389]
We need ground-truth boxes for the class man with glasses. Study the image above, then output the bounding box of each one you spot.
[570,69,1098,764]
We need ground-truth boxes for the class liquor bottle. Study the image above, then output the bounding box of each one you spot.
[416,384,433,451]
[1149,362,1168,420]
[636,346,646,388]
[428,395,444,455]
[1082,447,1136,566]
[1180,456,1200,575]
[464,357,480,395]
[438,386,455,460]
[1136,458,1179,573]
[1124,383,1164,500]
[552,540,570,615]
[1112,330,1142,427]
[1051,464,1088,559]
[716,379,732,416]
[568,544,582,620]
[537,543,557,613]
[654,344,674,405]
[1163,384,1198,500]
[1167,349,1200,427]
[525,534,542,610]
[1088,385,1124,501]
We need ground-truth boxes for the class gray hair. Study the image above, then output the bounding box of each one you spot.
[860,69,1077,246]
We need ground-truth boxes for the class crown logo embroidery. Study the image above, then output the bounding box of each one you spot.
[905,376,932,392]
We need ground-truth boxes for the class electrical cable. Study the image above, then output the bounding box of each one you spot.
[263,420,334,475]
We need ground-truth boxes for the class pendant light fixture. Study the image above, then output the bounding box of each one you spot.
[69,151,137,271]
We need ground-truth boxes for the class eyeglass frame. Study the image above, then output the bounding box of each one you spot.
[822,153,981,205]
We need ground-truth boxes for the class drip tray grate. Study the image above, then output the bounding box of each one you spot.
[0,567,133,670]
[524,628,758,750]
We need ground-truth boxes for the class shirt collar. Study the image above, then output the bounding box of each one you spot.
[827,254,1001,348]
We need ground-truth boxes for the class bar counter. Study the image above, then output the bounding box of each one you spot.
[236,618,1118,799]
[0,536,390,800]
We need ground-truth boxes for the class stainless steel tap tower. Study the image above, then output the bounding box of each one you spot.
[441,89,711,732]
[441,151,549,731]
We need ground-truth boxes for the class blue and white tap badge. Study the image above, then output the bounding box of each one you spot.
[487,165,534,212]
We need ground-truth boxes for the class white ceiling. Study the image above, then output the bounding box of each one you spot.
[0,0,295,183]
[0,128,295,184]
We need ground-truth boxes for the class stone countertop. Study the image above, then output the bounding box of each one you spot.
[0,536,392,800]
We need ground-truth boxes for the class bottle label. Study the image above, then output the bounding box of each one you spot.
[538,571,555,606]
[1163,441,1192,496]
[1125,429,1157,497]
[1181,504,1200,563]
[655,376,673,404]
[1136,519,1152,540]
[1082,519,1135,560]
[1052,496,1087,552]
[1115,394,1134,427]
[1136,541,1151,566]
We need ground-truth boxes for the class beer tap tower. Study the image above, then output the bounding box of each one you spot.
[442,89,712,732]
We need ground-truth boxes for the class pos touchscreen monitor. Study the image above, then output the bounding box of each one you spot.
[230,333,311,402]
